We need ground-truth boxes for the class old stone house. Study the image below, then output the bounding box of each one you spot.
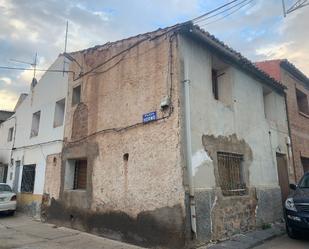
[256,60,309,188]
[43,23,291,248]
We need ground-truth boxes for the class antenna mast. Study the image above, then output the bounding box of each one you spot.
[282,0,309,17]
[63,21,69,75]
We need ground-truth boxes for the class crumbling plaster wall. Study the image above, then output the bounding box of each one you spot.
[47,32,187,248]
[179,35,289,242]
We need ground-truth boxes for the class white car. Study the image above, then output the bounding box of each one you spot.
[0,183,17,215]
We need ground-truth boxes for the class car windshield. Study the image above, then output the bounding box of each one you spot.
[299,174,309,188]
[0,184,12,192]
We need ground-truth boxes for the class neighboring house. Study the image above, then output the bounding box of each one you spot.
[42,23,291,248]
[0,55,69,217]
[256,60,309,182]
[0,110,14,124]
[0,115,15,183]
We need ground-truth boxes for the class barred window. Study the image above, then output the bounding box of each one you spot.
[73,160,87,190]
[217,152,246,196]
[21,164,36,193]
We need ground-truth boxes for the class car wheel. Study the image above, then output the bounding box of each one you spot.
[286,223,298,239]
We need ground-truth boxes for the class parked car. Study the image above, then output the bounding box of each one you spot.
[285,172,309,238]
[0,183,17,215]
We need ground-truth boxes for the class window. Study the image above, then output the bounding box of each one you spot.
[21,164,36,193]
[263,87,272,119]
[296,88,309,115]
[211,56,232,107]
[217,152,246,196]
[7,127,14,142]
[30,111,41,137]
[212,69,219,100]
[54,98,65,127]
[0,164,8,183]
[65,159,87,190]
[72,85,81,106]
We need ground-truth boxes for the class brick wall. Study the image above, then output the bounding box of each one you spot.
[46,29,187,248]
[282,69,309,181]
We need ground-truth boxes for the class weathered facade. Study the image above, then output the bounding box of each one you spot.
[42,23,291,248]
[256,60,309,182]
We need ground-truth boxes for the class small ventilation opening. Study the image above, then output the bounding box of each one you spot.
[123,153,129,161]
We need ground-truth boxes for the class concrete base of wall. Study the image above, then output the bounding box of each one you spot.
[193,187,283,244]
[255,187,283,226]
[17,193,42,218]
[43,197,186,249]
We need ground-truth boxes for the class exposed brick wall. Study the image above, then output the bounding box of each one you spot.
[71,103,88,140]
[44,153,62,200]
[282,69,309,180]
[256,60,309,182]
[47,30,187,248]
[255,60,282,82]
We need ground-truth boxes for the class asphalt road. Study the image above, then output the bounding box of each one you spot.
[253,234,309,249]
[0,212,146,249]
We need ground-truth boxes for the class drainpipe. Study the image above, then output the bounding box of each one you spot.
[183,61,197,237]
[284,92,297,183]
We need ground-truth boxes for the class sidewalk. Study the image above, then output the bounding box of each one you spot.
[0,213,146,249]
[198,223,285,249]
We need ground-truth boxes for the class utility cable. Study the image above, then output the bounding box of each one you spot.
[193,0,251,24]
[0,66,74,74]
[199,0,255,27]
[191,0,240,23]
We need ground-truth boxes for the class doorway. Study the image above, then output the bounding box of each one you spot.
[276,153,289,203]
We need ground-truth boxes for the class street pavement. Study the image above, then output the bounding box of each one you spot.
[253,234,309,249]
[0,212,146,249]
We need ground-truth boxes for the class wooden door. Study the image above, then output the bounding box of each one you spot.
[276,153,289,203]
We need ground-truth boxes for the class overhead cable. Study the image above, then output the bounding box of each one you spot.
[199,0,255,27]
[193,0,252,24]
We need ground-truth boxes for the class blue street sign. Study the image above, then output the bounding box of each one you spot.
[143,111,157,123]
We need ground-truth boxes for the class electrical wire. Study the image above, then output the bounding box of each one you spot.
[0,66,74,74]
[67,32,177,145]
[191,0,240,23]
[193,0,251,25]
[199,0,255,27]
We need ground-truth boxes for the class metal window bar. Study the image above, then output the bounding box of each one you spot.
[21,165,36,193]
[73,162,79,190]
[217,152,246,196]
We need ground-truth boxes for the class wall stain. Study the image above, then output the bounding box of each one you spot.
[45,199,185,248]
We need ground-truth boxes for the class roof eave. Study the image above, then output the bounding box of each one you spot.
[180,25,286,94]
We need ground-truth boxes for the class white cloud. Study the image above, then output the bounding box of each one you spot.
[0,77,12,85]
[0,0,308,111]
[0,89,18,110]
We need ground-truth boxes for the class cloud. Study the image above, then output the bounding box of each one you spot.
[0,77,12,85]
[0,89,19,110]
[0,0,308,111]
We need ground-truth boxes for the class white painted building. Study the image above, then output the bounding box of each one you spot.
[0,55,69,216]
[0,115,15,182]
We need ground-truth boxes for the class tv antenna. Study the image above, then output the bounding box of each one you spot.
[10,53,38,79]
[282,0,309,17]
[63,21,69,75]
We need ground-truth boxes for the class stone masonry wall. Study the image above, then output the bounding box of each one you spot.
[45,29,188,248]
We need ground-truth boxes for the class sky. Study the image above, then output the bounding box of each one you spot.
[0,0,308,111]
